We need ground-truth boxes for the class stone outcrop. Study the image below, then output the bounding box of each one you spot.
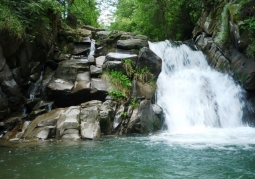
[193,2,255,90]
[193,1,255,122]
[0,23,164,141]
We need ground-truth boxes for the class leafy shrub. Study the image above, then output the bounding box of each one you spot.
[110,70,132,89]
[108,90,125,100]
[130,98,139,108]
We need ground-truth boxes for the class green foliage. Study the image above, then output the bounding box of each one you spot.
[130,98,139,108]
[0,0,63,41]
[0,3,24,39]
[108,90,125,100]
[110,0,205,41]
[239,0,255,58]
[109,70,132,89]
[134,67,154,83]
[123,59,135,78]
[70,0,99,27]
[121,112,128,117]
[215,3,231,45]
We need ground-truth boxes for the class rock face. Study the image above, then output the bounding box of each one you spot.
[0,23,165,140]
[117,39,149,50]
[193,1,255,122]
[127,100,163,133]
[193,2,255,90]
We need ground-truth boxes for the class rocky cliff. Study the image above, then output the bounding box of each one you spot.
[193,0,255,123]
[0,18,164,140]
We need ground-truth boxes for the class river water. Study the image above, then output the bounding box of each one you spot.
[1,41,255,178]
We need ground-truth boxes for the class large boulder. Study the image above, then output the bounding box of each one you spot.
[56,106,80,139]
[137,47,162,77]
[22,108,65,138]
[99,100,117,135]
[127,100,163,133]
[80,105,101,139]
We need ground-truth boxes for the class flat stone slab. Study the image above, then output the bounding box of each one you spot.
[48,78,73,91]
[91,78,109,92]
[106,52,137,61]
[76,72,90,81]
[117,39,148,50]
[95,56,106,67]
[59,59,90,69]
[90,65,102,75]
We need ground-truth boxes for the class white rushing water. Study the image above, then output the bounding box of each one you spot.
[149,40,255,147]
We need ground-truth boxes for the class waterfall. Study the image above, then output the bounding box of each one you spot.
[149,41,245,132]
[27,70,44,99]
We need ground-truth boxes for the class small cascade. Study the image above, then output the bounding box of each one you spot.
[27,70,44,99]
[89,39,96,56]
[46,102,53,112]
[149,40,246,131]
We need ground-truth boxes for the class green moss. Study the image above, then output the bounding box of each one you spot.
[0,0,62,41]
[215,3,231,45]
[229,4,242,22]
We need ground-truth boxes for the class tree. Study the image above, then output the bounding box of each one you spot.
[110,0,205,41]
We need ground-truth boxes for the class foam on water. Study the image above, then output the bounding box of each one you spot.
[149,40,255,148]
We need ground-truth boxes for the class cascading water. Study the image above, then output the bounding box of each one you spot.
[149,40,255,147]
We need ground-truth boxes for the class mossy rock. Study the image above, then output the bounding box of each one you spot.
[228,4,242,22]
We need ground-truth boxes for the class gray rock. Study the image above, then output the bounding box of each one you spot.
[26,126,55,139]
[95,56,106,67]
[117,39,148,50]
[81,100,102,108]
[127,100,163,133]
[102,61,123,72]
[62,129,80,140]
[56,106,80,139]
[90,65,102,75]
[91,78,110,92]
[105,52,137,62]
[113,105,125,130]
[23,108,65,138]
[138,47,162,77]
[80,106,101,139]
[47,78,74,92]
[99,100,116,134]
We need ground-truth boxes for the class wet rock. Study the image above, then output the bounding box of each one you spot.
[96,31,112,38]
[127,100,163,134]
[80,105,101,139]
[56,106,80,139]
[47,78,74,92]
[23,108,65,138]
[90,78,110,101]
[88,55,95,63]
[45,60,58,70]
[90,65,102,75]
[72,72,91,93]
[117,39,148,50]
[26,126,55,139]
[133,81,156,99]
[138,47,162,77]
[95,56,106,67]
[54,53,70,62]
[113,105,125,130]
[102,61,123,72]
[55,59,90,82]
[81,100,102,108]
[99,100,116,135]
[0,88,8,119]
[106,52,137,62]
